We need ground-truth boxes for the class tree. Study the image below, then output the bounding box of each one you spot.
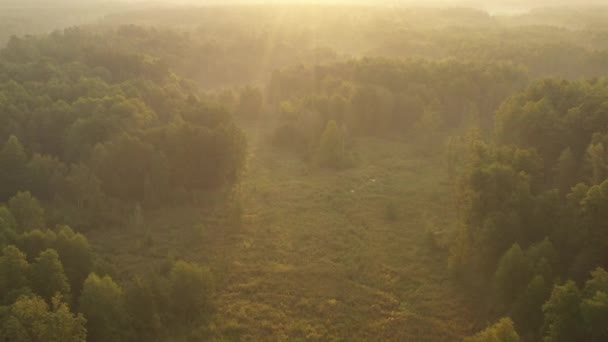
[555,148,579,194]
[581,291,608,342]
[0,205,17,231]
[29,249,70,303]
[494,244,532,310]
[0,295,86,342]
[169,260,213,324]
[583,268,608,297]
[464,317,520,342]
[0,135,28,201]
[579,268,608,341]
[54,226,94,296]
[27,154,67,201]
[585,143,607,186]
[161,122,246,193]
[0,206,17,245]
[125,275,163,341]
[526,238,558,282]
[8,191,45,232]
[16,229,57,262]
[542,281,585,342]
[78,273,127,342]
[62,164,106,228]
[64,164,104,210]
[91,135,168,202]
[512,275,550,336]
[0,245,31,305]
[453,143,540,273]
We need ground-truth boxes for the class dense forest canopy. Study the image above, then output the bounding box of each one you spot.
[97,6,608,88]
[1,2,608,341]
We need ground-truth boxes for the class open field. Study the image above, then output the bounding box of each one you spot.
[91,121,476,341]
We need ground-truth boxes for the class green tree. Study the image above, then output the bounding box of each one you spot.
[583,268,608,297]
[16,229,57,262]
[64,164,104,210]
[29,249,70,303]
[62,164,106,228]
[0,205,17,231]
[581,291,608,342]
[125,275,163,341]
[0,135,28,201]
[464,317,520,342]
[0,206,17,245]
[91,135,168,202]
[78,273,127,342]
[585,143,607,186]
[169,260,213,324]
[526,238,558,282]
[542,281,585,342]
[0,295,86,342]
[555,148,578,194]
[579,268,608,341]
[495,244,532,310]
[54,226,94,296]
[27,154,67,201]
[8,191,45,232]
[512,275,550,336]
[0,245,31,304]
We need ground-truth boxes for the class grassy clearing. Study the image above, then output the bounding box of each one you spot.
[90,122,475,341]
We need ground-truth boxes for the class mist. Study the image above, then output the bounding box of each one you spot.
[2,1,608,341]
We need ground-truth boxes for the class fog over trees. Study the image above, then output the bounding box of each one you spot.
[1,1,608,341]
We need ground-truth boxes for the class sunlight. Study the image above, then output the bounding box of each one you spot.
[1,1,608,341]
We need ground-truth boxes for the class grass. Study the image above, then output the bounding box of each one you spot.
[89,122,476,341]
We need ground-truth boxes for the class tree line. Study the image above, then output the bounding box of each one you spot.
[0,194,214,342]
[452,79,608,341]
[0,27,243,341]
[0,29,246,229]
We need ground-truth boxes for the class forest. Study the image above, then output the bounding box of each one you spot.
[1,1,608,341]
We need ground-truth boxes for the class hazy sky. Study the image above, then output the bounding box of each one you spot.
[2,0,608,9]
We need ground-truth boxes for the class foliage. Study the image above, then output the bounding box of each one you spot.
[78,273,127,342]
[463,317,520,342]
[29,249,70,303]
[0,295,86,342]
[4,3,608,342]
[169,260,214,324]
[8,192,45,232]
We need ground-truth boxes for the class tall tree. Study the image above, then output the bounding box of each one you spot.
[8,191,45,232]
[581,291,608,342]
[54,226,93,296]
[78,273,127,342]
[125,275,163,341]
[0,245,31,305]
[29,249,70,303]
[169,260,213,324]
[0,135,28,201]
[585,143,607,186]
[555,147,579,194]
[542,281,585,342]
[494,244,532,310]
